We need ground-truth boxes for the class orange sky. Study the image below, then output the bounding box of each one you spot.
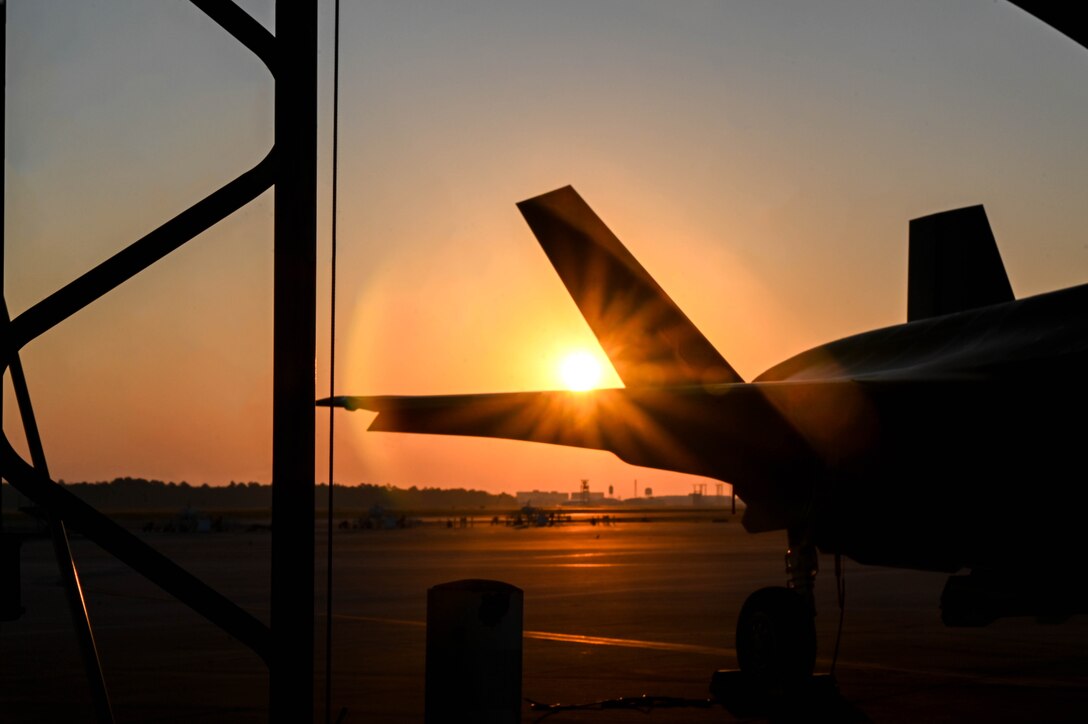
[5,1,1088,497]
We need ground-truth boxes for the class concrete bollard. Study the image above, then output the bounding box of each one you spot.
[425,579,523,723]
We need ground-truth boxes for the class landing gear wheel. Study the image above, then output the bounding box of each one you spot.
[735,586,816,693]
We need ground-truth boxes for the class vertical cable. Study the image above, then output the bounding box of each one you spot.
[830,553,846,677]
[324,0,341,721]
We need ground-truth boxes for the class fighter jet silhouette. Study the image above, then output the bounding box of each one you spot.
[321,3,1088,692]
[320,181,1088,687]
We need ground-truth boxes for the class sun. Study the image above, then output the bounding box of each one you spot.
[558,350,603,391]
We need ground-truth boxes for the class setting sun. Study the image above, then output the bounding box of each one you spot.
[558,351,603,391]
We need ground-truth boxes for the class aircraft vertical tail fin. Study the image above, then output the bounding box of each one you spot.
[517,186,743,386]
[907,205,1015,322]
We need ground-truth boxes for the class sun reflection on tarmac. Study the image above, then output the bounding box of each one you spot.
[520,630,730,657]
[332,614,732,657]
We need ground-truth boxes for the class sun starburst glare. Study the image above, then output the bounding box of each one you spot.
[559,351,603,392]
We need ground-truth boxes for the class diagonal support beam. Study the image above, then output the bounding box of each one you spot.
[0,436,273,663]
[5,299,114,722]
[7,149,275,352]
[47,518,115,723]
[190,0,277,74]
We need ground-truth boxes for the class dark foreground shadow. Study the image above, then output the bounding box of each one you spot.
[711,671,870,723]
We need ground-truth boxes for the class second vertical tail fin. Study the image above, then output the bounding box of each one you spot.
[908,205,1014,322]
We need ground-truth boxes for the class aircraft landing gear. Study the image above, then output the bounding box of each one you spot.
[735,534,818,693]
[714,533,857,718]
[735,586,816,692]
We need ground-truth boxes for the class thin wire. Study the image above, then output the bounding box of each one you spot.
[324,0,341,722]
[830,552,846,677]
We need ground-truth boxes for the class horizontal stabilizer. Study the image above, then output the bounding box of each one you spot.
[317,384,811,495]
[908,205,1014,322]
[517,186,743,386]
[318,390,704,473]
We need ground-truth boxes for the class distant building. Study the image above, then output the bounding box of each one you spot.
[516,490,569,506]
[562,490,608,506]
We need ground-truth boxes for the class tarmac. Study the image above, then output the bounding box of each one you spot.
[3,512,1087,722]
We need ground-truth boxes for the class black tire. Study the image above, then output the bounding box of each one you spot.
[735,586,816,692]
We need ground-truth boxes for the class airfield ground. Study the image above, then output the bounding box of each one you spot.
[2,511,1087,722]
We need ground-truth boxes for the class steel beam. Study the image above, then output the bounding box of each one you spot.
[271,2,318,721]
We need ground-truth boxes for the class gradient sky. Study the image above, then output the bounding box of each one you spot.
[4,1,1087,497]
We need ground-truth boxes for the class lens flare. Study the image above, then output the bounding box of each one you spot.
[559,351,603,391]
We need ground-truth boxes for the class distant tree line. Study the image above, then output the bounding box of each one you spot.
[0,478,516,513]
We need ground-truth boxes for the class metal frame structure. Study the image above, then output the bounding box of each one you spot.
[0,2,317,721]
